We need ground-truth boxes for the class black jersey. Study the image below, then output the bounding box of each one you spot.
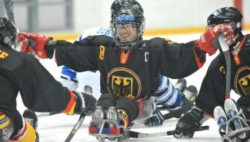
[0,45,70,117]
[196,34,250,115]
[49,35,204,99]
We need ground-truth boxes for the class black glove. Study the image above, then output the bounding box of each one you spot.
[178,85,198,116]
[163,87,197,120]
[74,91,96,115]
[174,108,204,138]
[144,109,164,127]
[82,92,97,115]
[177,95,194,116]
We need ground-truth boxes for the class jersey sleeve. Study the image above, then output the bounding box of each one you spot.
[0,74,18,114]
[17,54,71,112]
[158,38,206,78]
[50,36,100,72]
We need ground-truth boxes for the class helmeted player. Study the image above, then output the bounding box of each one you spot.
[18,1,234,140]
[0,17,96,142]
[59,0,198,128]
[174,7,250,141]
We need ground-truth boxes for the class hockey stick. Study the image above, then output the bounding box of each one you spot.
[64,85,93,142]
[0,0,6,18]
[0,130,3,142]
[166,125,209,136]
[64,113,86,142]
[4,0,15,23]
[128,125,209,138]
[163,109,182,120]
[161,96,194,120]
[37,112,59,117]
[218,36,231,98]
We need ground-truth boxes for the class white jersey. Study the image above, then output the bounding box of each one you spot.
[78,27,114,40]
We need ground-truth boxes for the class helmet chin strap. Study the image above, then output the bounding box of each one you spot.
[115,38,143,51]
[113,27,143,50]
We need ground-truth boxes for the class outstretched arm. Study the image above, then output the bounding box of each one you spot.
[18,32,99,72]
[161,23,234,78]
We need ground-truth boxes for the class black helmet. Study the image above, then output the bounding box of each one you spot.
[111,0,143,20]
[0,17,17,47]
[111,1,145,50]
[207,7,243,34]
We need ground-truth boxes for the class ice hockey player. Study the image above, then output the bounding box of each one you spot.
[60,26,195,127]
[18,0,234,139]
[60,0,198,127]
[0,17,96,142]
[174,7,250,141]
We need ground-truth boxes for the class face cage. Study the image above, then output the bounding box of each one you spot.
[113,22,137,30]
[0,21,18,48]
[0,32,17,48]
[112,22,143,50]
[207,21,241,34]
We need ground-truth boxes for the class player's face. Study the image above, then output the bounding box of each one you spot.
[114,22,137,42]
[207,23,238,46]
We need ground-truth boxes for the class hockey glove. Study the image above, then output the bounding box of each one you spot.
[144,109,164,127]
[196,23,234,56]
[165,96,194,119]
[179,85,198,114]
[18,32,52,58]
[174,108,204,138]
[74,92,97,115]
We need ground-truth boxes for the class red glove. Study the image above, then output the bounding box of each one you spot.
[18,33,34,53]
[18,32,52,59]
[196,23,234,56]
